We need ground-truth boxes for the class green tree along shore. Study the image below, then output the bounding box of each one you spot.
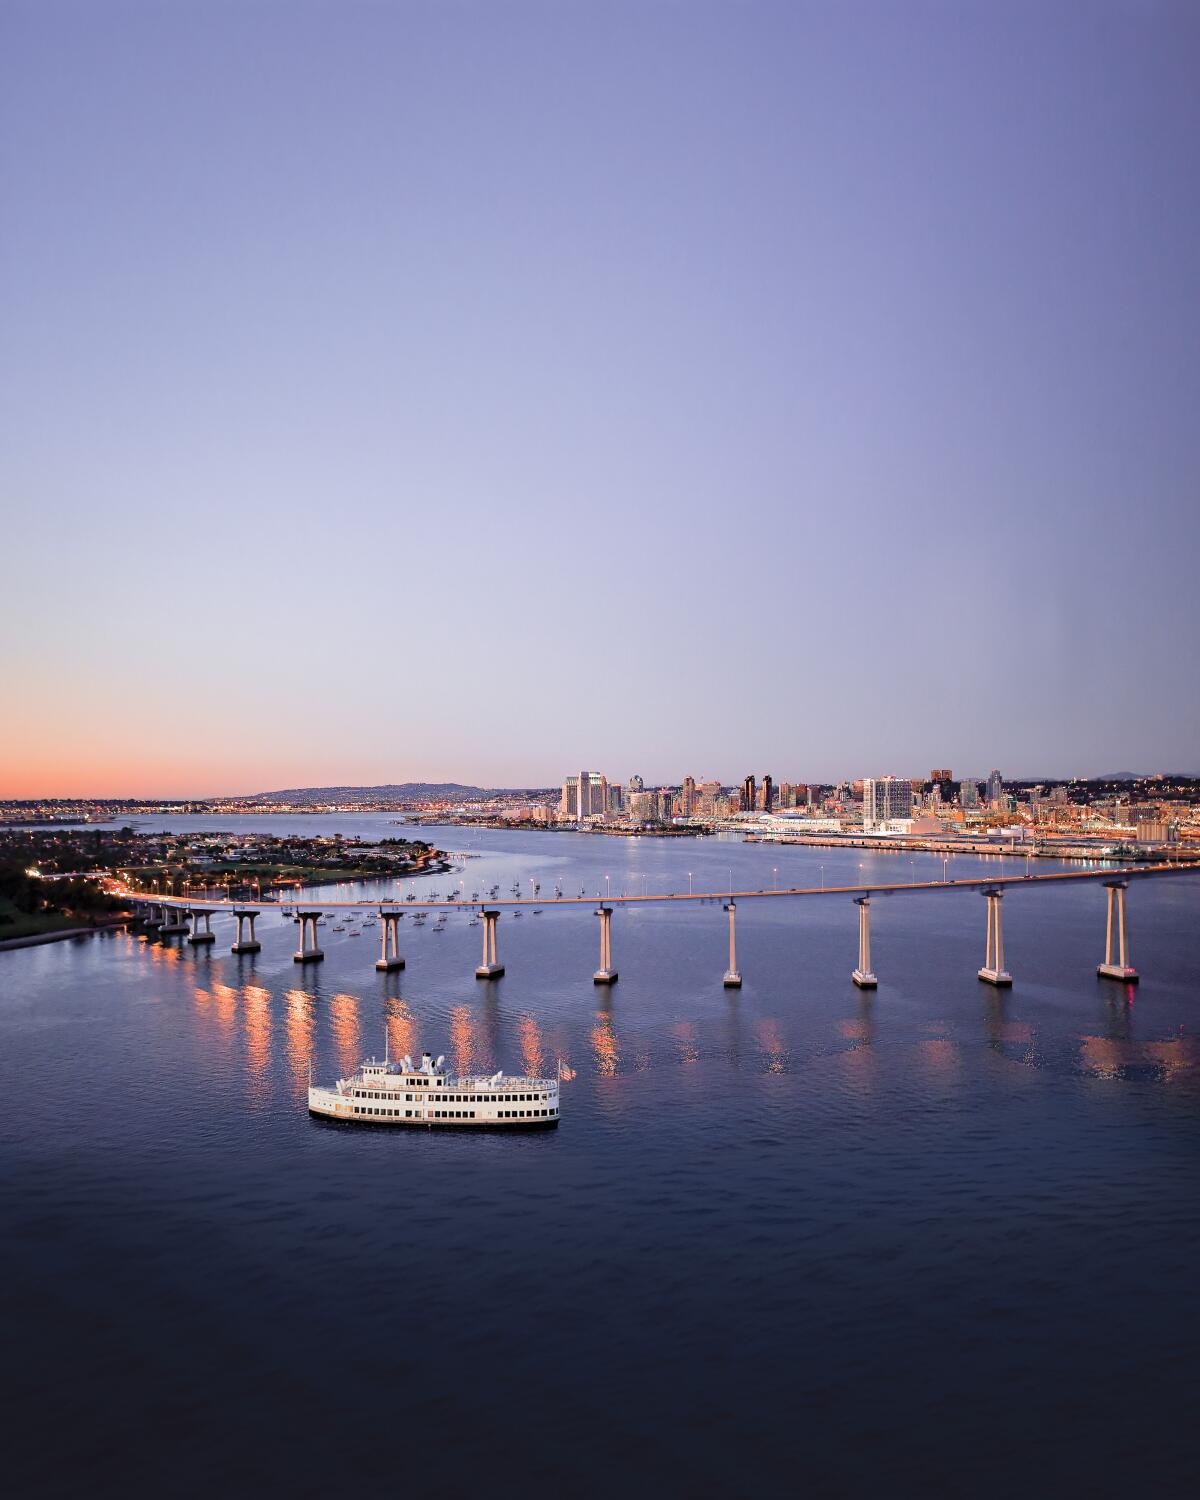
[0,826,447,943]
[0,881,127,941]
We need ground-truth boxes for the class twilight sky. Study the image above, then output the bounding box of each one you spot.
[3,0,1198,797]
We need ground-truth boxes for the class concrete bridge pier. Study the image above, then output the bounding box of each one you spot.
[593,905,618,985]
[476,909,504,978]
[231,910,261,954]
[852,895,878,988]
[140,903,163,930]
[160,905,189,935]
[1098,881,1138,983]
[376,911,405,972]
[978,890,1012,986]
[723,900,742,987]
[293,911,324,964]
[187,909,216,946]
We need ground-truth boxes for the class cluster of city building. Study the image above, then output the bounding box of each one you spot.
[3,772,1197,856]
[485,769,1196,850]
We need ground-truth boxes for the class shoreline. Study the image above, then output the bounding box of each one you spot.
[744,833,1192,861]
[0,918,131,952]
[1,852,454,953]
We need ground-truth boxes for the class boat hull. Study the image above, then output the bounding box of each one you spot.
[308,1109,558,1130]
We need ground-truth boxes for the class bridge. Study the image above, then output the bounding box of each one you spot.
[116,859,1196,989]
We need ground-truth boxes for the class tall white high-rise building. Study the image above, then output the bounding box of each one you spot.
[862,777,913,830]
[561,771,608,820]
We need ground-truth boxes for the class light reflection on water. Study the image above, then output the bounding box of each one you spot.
[449,1003,475,1075]
[284,988,314,1093]
[591,1009,619,1076]
[518,1012,544,1078]
[1079,1034,1198,1082]
[754,1017,789,1074]
[243,984,271,1099]
[213,981,237,1039]
[918,1035,961,1077]
[385,993,418,1063]
[330,992,361,1078]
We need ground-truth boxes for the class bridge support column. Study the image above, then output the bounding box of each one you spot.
[476,909,504,978]
[188,908,216,945]
[852,895,877,988]
[1098,881,1138,983]
[293,911,324,963]
[376,911,405,971]
[723,900,742,987]
[140,903,163,930]
[160,905,188,935]
[593,905,618,984]
[232,910,261,954]
[978,890,1012,986]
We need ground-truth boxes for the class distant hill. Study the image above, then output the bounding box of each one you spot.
[234,783,542,804]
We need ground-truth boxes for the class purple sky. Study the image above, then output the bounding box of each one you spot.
[3,1,1198,796]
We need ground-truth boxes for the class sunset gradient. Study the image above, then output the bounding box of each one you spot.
[4,1,1199,797]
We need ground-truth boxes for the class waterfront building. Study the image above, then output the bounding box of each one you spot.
[681,776,696,816]
[757,775,775,812]
[863,776,914,830]
[742,775,756,813]
[987,769,1004,805]
[561,772,609,820]
[960,778,980,810]
[628,791,658,824]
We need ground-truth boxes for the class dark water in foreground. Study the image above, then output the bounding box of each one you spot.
[1,822,1197,1497]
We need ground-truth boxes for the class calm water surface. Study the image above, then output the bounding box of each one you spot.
[2,820,1197,1496]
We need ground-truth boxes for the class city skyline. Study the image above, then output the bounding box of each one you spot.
[2,756,1200,804]
[4,763,1198,806]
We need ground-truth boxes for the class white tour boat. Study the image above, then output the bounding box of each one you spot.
[308,1049,561,1129]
